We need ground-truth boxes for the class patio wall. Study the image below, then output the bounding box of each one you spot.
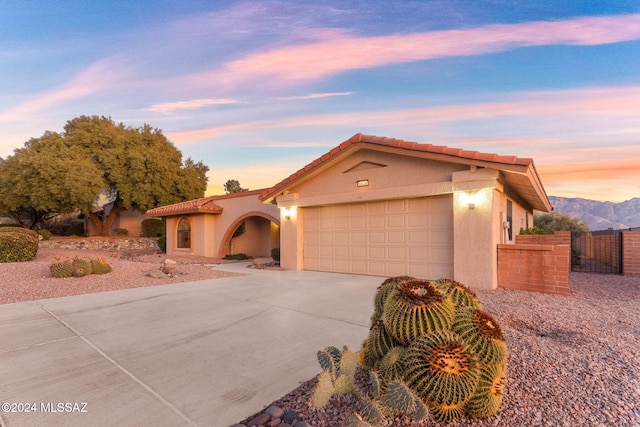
[497,231,570,295]
[623,230,640,277]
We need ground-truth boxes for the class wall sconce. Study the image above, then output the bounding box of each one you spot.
[356,179,369,187]
[460,191,483,210]
[282,207,291,219]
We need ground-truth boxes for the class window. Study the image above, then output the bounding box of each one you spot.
[506,200,513,241]
[176,217,191,248]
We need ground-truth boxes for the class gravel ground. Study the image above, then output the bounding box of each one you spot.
[0,246,243,305]
[2,246,639,426]
[244,273,640,427]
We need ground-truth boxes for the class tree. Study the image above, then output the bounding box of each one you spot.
[0,116,209,234]
[534,212,590,234]
[224,179,248,194]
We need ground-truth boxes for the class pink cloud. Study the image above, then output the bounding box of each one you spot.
[168,85,640,143]
[199,14,640,85]
[0,59,126,121]
[147,98,238,113]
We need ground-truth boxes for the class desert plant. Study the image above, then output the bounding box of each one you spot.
[49,257,74,278]
[37,229,53,240]
[72,257,93,275]
[90,258,113,274]
[381,279,455,345]
[0,230,39,262]
[271,247,281,262]
[157,235,167,253]
[223,253,250,260]
[0,226,40,239]
[112,228,129,237]
[315,276,508,425]
[311,346,360,408]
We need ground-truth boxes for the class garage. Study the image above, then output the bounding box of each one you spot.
[302,195,453,278]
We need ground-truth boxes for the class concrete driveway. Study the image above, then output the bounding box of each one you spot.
[0,263,381,427]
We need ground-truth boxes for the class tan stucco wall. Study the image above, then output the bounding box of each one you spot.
[228,217,276,257]
[276,150,534,290]
[162,193,280,259]
[280,150,466,208]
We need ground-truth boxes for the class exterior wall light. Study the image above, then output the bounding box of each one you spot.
[357,179,369,187]
[282,207,291,219]
[460,191,483,210]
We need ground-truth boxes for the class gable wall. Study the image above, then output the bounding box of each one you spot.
[289,150,468,205]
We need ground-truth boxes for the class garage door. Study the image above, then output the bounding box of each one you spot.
[303,195,453,278]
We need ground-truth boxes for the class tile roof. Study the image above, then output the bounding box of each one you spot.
[147,189,266,217]
[260,133,540,202]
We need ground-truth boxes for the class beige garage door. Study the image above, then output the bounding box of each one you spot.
[303,195,453,278]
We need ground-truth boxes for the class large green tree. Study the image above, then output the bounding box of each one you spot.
[0,116,209,235]
[534,212,590,234]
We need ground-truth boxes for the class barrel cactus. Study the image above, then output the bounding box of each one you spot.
[49,256,113,278]
[91,258,113,274]
[49,257,74,278]
[381,279,455,346]
[72,257,93,275]
[313,276,508,425]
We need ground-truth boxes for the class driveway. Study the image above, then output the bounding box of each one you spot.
[0,262,381,426]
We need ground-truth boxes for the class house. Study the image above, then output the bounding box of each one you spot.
[151,134,552,289]
[147,189,280,259]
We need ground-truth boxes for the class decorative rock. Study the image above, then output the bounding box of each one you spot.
[146,269,168,278]
[282,411,301,424]
[247,413,270,426]
[267,418,281,427]
[265,406,285,419]
[164,258,177,264]
[160,264,177,275]
[294,422,312,427]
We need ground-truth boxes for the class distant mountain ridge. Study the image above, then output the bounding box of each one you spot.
[547,196,640,231]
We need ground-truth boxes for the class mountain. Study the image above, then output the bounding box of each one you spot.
[547,196,640,231]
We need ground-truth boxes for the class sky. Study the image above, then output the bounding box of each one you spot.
[1,1,639,203]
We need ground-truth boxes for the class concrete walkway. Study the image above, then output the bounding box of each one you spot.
[0,263,381,427]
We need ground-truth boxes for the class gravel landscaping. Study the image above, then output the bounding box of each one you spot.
[2,240,638,426]
[239,273,640,427]
[0,238,242,305]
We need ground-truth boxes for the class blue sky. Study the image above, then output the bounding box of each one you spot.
[1,1,639,202]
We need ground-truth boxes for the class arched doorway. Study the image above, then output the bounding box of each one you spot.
[218,212,280,259]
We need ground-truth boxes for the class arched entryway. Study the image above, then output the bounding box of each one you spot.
[218,212,280,259]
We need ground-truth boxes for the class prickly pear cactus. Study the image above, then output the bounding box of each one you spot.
[49,257,74,278]
[316,276,508,426]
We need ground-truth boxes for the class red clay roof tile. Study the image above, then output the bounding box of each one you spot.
[260,133,538,203]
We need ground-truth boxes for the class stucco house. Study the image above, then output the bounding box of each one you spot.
[149,134,552,289]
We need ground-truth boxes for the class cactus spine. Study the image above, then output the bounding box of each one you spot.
[313,276,508,425]
[49,257,74,278]
[49,256,113,278]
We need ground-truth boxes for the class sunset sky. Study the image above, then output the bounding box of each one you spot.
[1,1,639,202]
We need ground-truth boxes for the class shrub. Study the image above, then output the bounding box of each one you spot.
[141,218,165,237]
[223,253,250,260]
[271,247,281,262]
[50,220,85,236]
[519,226,548,235]
[37,229,53,240]
[0,231,39,262]
[0,226,39,239]
[157,235,167,253]
[112,228,129,236]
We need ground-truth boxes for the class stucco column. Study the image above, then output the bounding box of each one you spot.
[452,169,503,289]
[276,193,304,270]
